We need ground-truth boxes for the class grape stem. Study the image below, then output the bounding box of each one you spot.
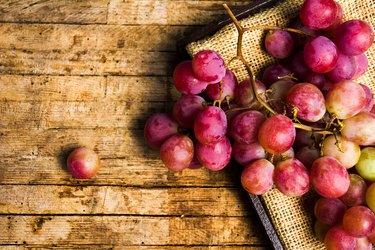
[223,4,333,136]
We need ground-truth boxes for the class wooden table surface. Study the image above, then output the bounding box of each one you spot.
[0,0,269,249]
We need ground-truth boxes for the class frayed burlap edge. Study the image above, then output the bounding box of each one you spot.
[186,0,375,249]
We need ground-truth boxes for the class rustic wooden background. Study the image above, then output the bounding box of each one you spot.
[0,0,269,249]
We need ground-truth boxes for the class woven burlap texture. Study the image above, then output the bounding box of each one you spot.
[186,0,375,249]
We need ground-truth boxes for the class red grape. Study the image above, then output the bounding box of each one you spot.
[241,159,274,195]
[294,126,323,149]
[235,78,266,108]
[196,136,232,171]
[258,115,296,155]
[205,69,237,100]
[334,20,374,56]
[342,205,375,237]
[355,237,372,250]
[303,72,326,89]
[289,18,320,48]
[273,147,295,165]
[286,83,326,122]
[340,174,367,207]
[144,113,178,149]
[324,226,357,250]
[314,197,346,225]
[160,135,194,172]
[310,156,350,198]
[67,147,100,179]
[369,226,375,244]
[295,146,320,169]
[326,52,356,83]
[292,51,310,79]
[232,142,266,167]
[268,79,295,113]
[304,36,338,73]
[229,110,265,144]
[172,95,205,129]
[192,50,226,84]
[341,112,375,146]
[360,84,374,112]
[300,0,338,30]
[194,106,227,144]
[353,54,369,79]
[173,61,208,94]
[262,64,293,87]
[325,80,366,119]
[274,158,310,197]
[265,29,294,59]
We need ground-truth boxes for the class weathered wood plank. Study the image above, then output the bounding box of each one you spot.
[0,216,265,245]
[0,101,170,129]
[108,0,251,25]
[0,185,250,216]
[0,75,180,102]
[0,24,186,51]
[0,0,109,24]
[0,156,236,187]
[0,245,268,250]
[0,49,176,76]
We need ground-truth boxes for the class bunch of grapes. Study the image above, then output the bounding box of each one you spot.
[144,0,375,248]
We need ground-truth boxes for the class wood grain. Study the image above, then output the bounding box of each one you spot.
[0,216,265,245]
[0,0,109,24]
[0,246,268,250]
[0,185,251,216]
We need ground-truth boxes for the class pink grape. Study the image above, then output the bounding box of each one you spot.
[289,18,321,48]
[234,78,266,108]
[274,158,310,197]
[160,135,194,172]
[262,64,293,87]
[144,113,178,149]
[369,226,375,244]
[192,50,226,84]
[326,52,356,83]
[355,237,372,250]
[341,112,375,146]
[258,115,296,155]
[314,198,346,225]
[204,69,237,100]
[67,147,100,179]
[268,79,295,113]
[326,2,344,31]
[303,72,326,89]
[353,54,369,79]
[314,220,332,242]
[292,51,310,79]
[300,0,338,30]
[342,205,375,237]
[295,146,320,169]
[324,226,356,250]
[310,156,350,198]
[225,103,243,127]
[334,20,374,56]
[286,83,326,122]
[173,61,208,94]
[196,136,232,171]
[355,147,375,182]
[265,29,294,59]
[340,174,367,207]
[241,159,274,195]
[322,135,361,169]
[172,95,205,129]
[325,80,366,119]
[194,106,227,144]
[360,84,374,112]
[229,110,265,144]
[304,36,338,73]
[367,183,375,213]
[232,142,266,167]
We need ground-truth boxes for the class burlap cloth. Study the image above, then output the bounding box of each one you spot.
[186,0,375,249]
